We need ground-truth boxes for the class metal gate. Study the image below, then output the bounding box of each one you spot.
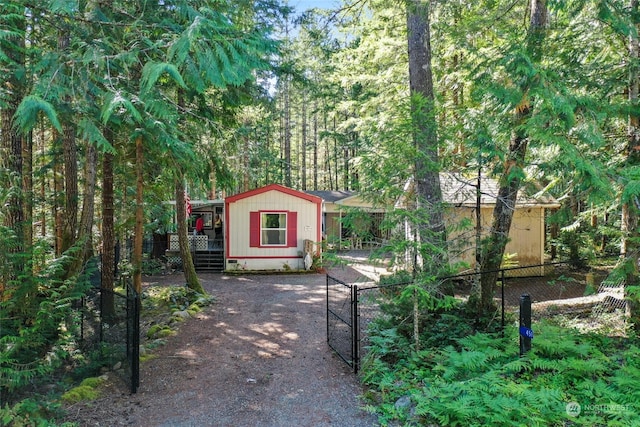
[326,275,360,373]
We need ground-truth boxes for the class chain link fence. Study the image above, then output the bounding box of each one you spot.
[328,257,627,372]
[79,274,140,394]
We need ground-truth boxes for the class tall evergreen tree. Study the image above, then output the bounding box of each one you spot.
[478,0,548,313]
[407,0,447,273]
[0,1,26,259]
[622,0,640,325]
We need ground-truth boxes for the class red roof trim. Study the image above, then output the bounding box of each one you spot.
[225,184,323,205]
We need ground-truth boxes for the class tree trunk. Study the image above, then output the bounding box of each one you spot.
[478,0,547,313]
[0,5,25,233]
[133,136,144,295]
[61,125,78,253]
[0,3,26,292]
[333,116,338,190]
[101,148,116,320]
[58,29,78,255]
[623,0,640,326]
[243,128,250,192]
[53,137,64,256]
[1,103,24,236]
[66,141,98,279]
[22,131,33,251]
[175,179,205,294]
[407,0,447,274]
[39,123,46,238]
[301,92,307,190]
[313,101,318,190]
[343,122,349,190]
[325,110,332,189]
[284,74,292,187]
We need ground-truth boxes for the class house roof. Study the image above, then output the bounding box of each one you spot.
[304,190,354,203]
[226,183,323,205]
[163,199,223,207]
[399,173,560,209]
[440,173,559,207]
[191,201,224,209]
[226,175,560,211]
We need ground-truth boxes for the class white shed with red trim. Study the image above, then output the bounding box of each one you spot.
[224,184,322,271]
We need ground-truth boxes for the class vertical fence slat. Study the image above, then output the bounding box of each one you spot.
[326,274,329,354]
[352,285,359,374]
[126,282,140,394]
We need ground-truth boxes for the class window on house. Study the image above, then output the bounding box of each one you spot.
[262,213,287,245]
[250,210,297,248]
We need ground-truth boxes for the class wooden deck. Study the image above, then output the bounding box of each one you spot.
[165,238,224,272]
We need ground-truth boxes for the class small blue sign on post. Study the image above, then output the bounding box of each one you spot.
[519,326,534,339]
[519,294,532,356]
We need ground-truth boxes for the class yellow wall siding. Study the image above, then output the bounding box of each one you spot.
[323,201,341,213]
[507,208,544,266]
[445,206,545,269]
[340,196,382,209]
[325,213,342,241]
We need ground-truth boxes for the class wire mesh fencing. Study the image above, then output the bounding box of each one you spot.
[327,257,628,372]
[493,260,626,336]
[79,275,140,393]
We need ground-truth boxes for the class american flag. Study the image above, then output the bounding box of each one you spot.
[184,191,192,218]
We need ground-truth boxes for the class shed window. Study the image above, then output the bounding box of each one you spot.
[250,210,298,248]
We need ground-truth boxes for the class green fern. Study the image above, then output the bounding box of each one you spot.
[101,90,143,124]
[363,316,640,425]
[140,62,187,95]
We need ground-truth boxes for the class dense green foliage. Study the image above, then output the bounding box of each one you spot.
[1,398,72,427]
[2,0,640,424]
[363,313,640,426]
[0,232,94,391]
[0,0,282,414]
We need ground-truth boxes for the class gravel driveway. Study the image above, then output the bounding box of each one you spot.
[65,270,378,427]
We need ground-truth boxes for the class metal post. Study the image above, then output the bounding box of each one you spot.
[352,284,359,374]
[127,281,140,394]
[326,275,329,346]
[519,294,532,356]
[132,287,140,393]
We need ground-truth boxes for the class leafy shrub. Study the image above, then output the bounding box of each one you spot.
[369,271,501,359]
[144,285,212,313]
[0,248,94,396]
[69,342,123,381]
[362,320,640,426]
[142,257,165,275]
[0,398,72,427]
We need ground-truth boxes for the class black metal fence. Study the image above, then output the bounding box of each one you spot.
[326,275,358,371]
[327,258,625,373]
[80,275,140,394]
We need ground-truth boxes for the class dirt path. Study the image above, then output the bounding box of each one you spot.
[65,271,378,427]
